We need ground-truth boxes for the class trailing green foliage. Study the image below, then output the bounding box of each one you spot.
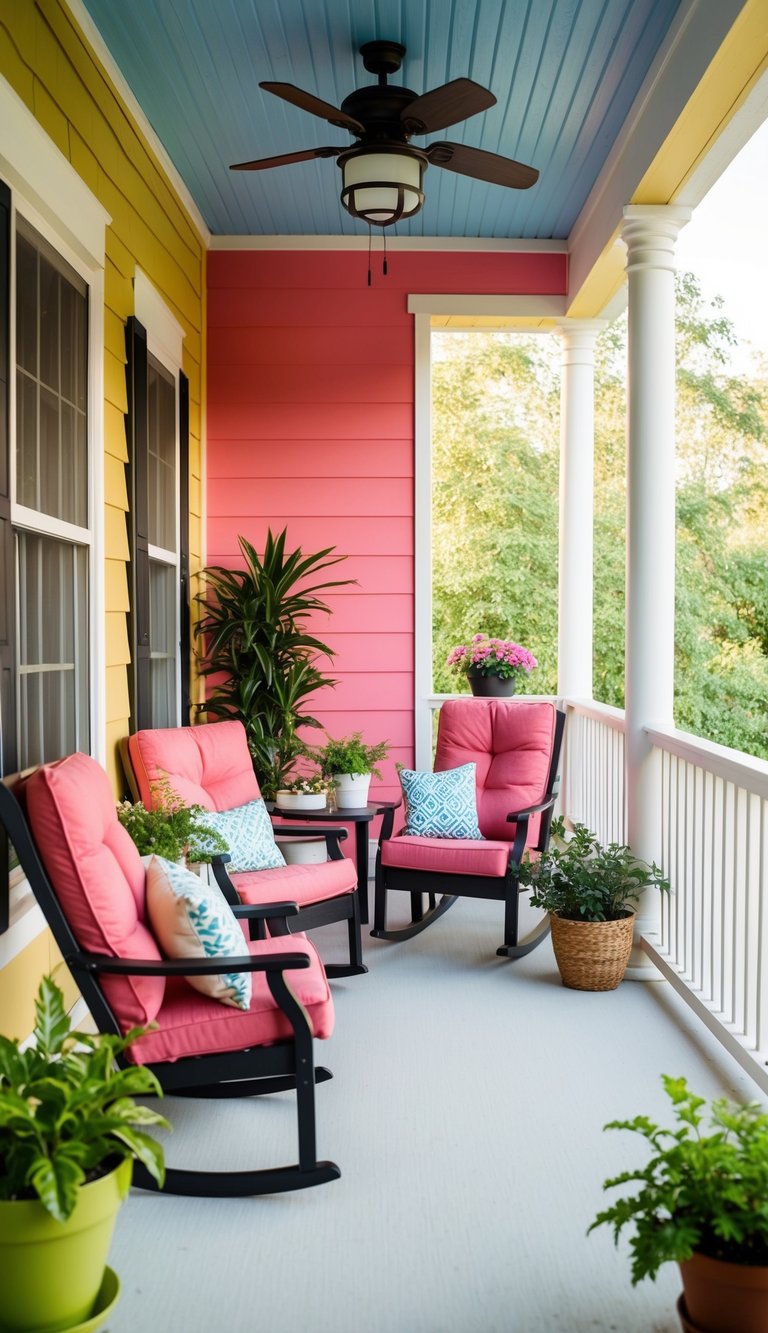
[514,817,669,921]
[0,977,167,1222]
[117,774,228,863]
[589,1075,768,1282]
[195,528,353,798]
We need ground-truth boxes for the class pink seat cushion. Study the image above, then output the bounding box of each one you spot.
[126,935,334,1064]
[434,699,556,846]
[381,835,511,878]
[231,856,357,907]
[128,720,259,812]
[24,753,165,1028]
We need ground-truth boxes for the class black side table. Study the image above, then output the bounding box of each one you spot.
[271,800,400,924]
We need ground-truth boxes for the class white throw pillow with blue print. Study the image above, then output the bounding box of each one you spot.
[145,855,251,1010]
[203,799,286,871]
[400,763,483,839]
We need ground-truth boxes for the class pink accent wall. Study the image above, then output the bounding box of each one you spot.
[207,248,567,804]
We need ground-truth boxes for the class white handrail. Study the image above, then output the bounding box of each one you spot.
[561,698,768,1092]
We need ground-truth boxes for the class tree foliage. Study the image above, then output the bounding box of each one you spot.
[431,274,768,758]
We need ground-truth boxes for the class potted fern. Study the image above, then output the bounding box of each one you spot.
[589,1075,768,1332]
[515,817,669,990]
[316,733,389,810]
[0,975,167,1332]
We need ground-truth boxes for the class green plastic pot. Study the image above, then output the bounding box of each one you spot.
[0,1157,130,1332]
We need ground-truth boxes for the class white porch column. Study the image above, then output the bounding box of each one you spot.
[555,320,605,699]
[622,204,690,975]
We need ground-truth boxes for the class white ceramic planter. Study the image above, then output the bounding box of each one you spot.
[274,835,328,865]
[274,791,327,812]
[333,772,371,810]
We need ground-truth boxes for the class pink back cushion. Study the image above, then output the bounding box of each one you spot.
[128,720,260,812]
[25,753,164,1028]
[434,699,557,844]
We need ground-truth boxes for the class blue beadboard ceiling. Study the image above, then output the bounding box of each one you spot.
[81,0,685,239]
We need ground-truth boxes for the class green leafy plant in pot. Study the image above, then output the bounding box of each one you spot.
[117,774,228,865]
[195,528,354,799]
[0,975,167,1332]
[589,1075,768,1333]
[315,733,389,810]
[514,817,669,990]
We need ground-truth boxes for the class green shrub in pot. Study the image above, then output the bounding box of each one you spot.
[589,1076,768,1331]
[0,975,167,1331]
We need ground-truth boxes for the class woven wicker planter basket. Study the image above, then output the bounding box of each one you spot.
[549,912,635,991]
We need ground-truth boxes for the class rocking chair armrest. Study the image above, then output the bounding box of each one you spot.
[270,822,349,842]
[505,794,557,868]
[270,822,348,861]
[66,949,312,978]
[504,794,557,823]
[231,901,299,921]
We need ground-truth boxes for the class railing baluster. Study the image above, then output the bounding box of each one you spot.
[560,699,768,1093]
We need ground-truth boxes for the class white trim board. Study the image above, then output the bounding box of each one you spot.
[0,76,110,266]
[134,270,185,367]
[407,294,567,317]
[209,234,567,252]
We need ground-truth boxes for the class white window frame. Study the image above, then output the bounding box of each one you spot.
[134,270,185,727]
[0,74,109,962]
[409,294,567,768]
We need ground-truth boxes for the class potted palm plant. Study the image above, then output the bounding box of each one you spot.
[316,733,389,810]
[514,817,669,990]
[589,1075,768,1332]
[194,528,354,799]
[0,975,167,1332]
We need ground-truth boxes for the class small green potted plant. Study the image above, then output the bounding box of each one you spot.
[0,975,168,1332]
[117,774,228,867]
[274,770,330,813]
[589,1075,768,1332]
[446,633,538,697]
[514,817,669,990]
[316,733,389,810]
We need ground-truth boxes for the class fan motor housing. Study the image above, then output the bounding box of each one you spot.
[340,84,419,139]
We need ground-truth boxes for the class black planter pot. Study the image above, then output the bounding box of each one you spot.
[467,672,517,698]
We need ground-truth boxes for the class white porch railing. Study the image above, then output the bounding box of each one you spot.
[562,699,768,1094]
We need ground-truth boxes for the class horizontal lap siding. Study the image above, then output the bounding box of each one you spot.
[207,248,565,804]
[0,0,205,1024]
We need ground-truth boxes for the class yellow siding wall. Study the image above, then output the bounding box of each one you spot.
[0,0,206,1030]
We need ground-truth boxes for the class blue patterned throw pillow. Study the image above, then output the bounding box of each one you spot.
[399,763,483,839]
[145,855,252,1010]
[203,799,286,871]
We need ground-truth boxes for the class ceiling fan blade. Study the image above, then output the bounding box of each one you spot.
[401,79,496,134]
[259,81,364,134]
[230,147,341,171]
[426,141,539,189]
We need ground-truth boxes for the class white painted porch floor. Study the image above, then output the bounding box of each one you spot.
[106,896,758,1333]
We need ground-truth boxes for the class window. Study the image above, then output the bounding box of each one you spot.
[14,217,91,766]
[0,81,107,945]
[125,279,188,733]
[147,354,178,727]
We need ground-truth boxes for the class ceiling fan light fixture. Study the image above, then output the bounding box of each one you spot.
[340,149,425,226]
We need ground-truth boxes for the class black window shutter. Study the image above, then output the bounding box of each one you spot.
[179,370,191,724]
[0,180,13,931]
[124,316,151,731]
[0,180,16,782]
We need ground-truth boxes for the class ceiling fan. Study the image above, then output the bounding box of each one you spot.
[230,40,539,227]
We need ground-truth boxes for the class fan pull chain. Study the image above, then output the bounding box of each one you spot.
[367,224,372,287]
[383,229,388,277]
